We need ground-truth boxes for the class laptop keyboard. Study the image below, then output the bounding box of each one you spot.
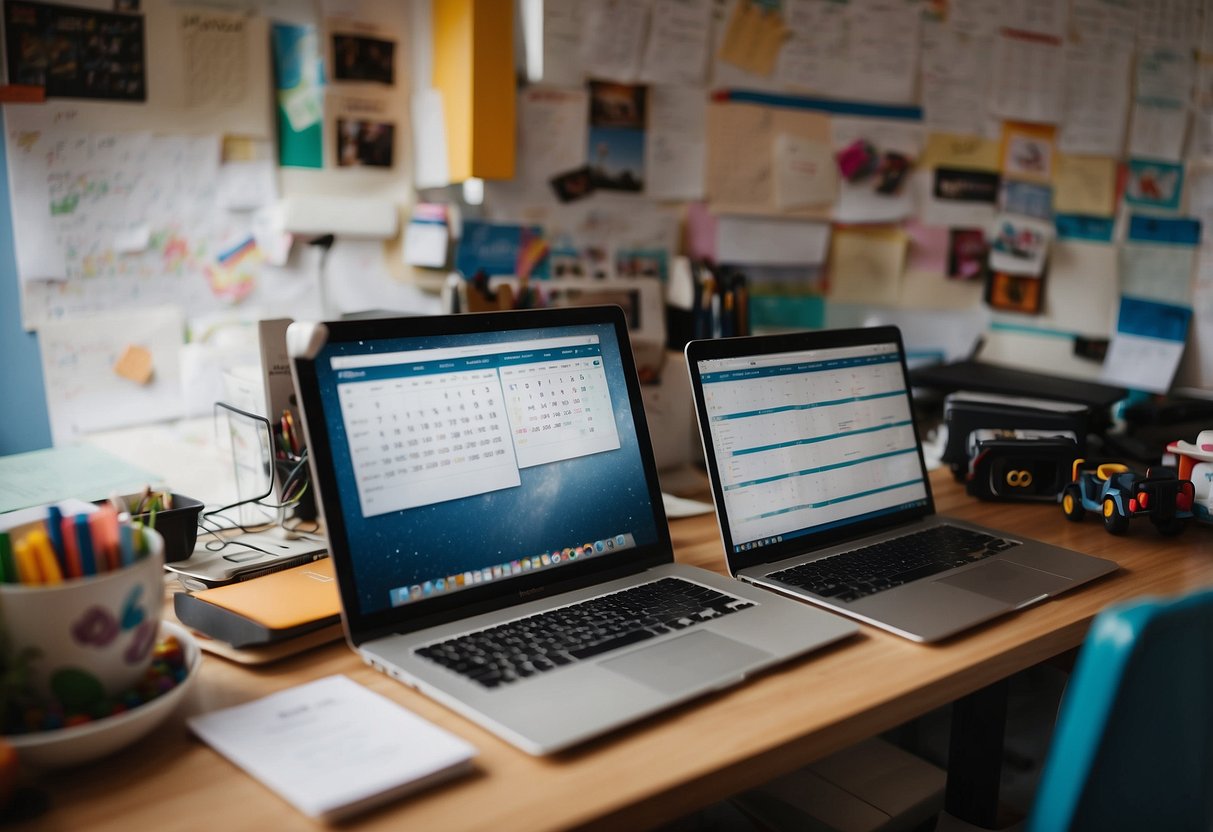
[768,525,1018,604]
[415,577,754,689]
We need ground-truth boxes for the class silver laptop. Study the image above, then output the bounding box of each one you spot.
[685,326,1118,643]
[288,306,856,755]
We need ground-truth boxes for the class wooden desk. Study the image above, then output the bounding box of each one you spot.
[16,469,1213,831]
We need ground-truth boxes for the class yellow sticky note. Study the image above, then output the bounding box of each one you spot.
[718,1,787,77]
[920,133,1001,172]
[828,226,908,306]
[113,344,154,385]
[1053,154,1117,217]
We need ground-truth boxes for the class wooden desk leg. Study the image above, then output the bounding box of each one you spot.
[945,678,1009,829]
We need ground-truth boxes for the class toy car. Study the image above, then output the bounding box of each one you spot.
[1060,459,1194,536]
[1166,431,1213,524]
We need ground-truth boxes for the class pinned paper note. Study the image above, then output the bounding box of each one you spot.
[827,225,907,305]
[920,134,1001,172]
[773,133,837,209]
[1053,155,1117,217]
[1101,297,1192,393]
[113,344,154,385]
[717,0,788,77]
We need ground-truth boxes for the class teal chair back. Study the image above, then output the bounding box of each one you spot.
[1027,587,1213,832]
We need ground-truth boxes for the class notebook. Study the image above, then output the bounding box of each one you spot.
[685,326,1118,642]
[188,675,475,821]
[288,306,856,754]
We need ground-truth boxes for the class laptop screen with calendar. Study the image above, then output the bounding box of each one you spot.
[293,308,669,629]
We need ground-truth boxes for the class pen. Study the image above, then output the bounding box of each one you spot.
[46,504,66,571]
[119,518,135,567]
[75,513,97,576]
[0,532,13,583]
[284,409,301,455]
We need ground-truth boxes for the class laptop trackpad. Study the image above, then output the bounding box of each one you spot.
[600,631,772,695]
[936,559,1069,606]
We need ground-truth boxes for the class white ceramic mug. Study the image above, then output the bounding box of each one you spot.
[0,529,165,712]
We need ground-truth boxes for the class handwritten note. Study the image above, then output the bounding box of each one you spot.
[640,0,712,86]
[989,31,1065,124]
[646,86,706,200]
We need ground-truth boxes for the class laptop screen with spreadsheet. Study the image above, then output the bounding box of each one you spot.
[688,327,935,576]
[294,308,668,629]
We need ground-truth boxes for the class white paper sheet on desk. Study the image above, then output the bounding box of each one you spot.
[188,675,476,821]
[640,0,711,87]
[0,447,156,515]
[39,306,186,446]
[645,86,706,201]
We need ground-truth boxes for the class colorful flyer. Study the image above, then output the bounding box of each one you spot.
[989,214,1052,277]
[273,23,325,169]
[1125,159,1184,211]
[1000,122,1056,183]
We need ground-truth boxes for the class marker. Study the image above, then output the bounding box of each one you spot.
[12,538,40,585]
[92,505,121,572]
[61,516,83,579]
[75,514,97,576]
[118,518,135,567]
[0,532,13,583]
[46,504,66,572]
[27,529,62,584]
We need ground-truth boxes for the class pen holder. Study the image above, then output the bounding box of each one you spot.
[127,493,203,563]
[0,530,165,720]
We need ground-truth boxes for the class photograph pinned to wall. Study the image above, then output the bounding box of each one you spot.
[550,167,595,203]
[831,117,923,223]
[587,81,646,192]
[336,119,394,167]
[587,127,645,191]
[999,181,1053,221]
[4,0,146,101]
[1000,122,1056,183]
[986,271,1044,315]
[989,214,1052,276]
[948,228,988,281]
[589,81,646,127]
[1125,159,1184,211]
[331,31,395,84]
